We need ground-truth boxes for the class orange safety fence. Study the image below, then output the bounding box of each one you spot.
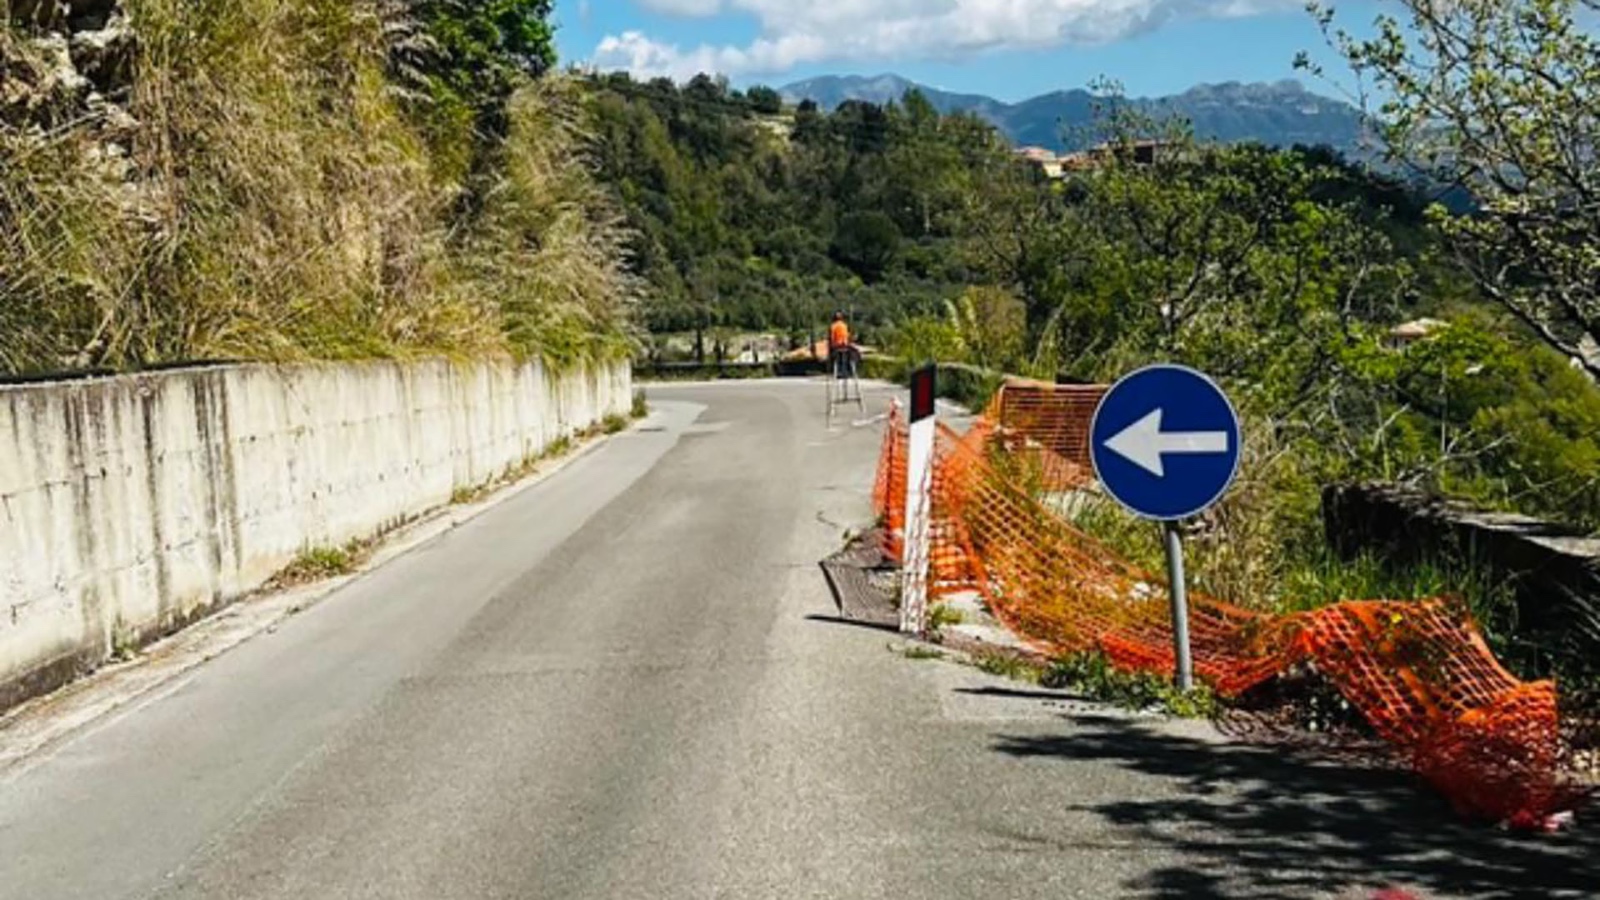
[870,381,1585,827]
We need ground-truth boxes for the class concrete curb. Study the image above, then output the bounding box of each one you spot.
[0,419,635,774]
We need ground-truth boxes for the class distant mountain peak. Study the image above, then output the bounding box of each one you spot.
[778,74,1362,154]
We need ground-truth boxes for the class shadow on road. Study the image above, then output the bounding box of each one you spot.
[802,613,902,635]
[993,714,1598,900]
[956,685,1087,703]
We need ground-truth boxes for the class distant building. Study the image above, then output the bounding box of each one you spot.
[1015,140,1177,179]
[1386,317,1449,350]
[1014,146,1065,179]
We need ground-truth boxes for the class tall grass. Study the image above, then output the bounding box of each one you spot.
[0,1,634,376]
[463,78,639,368]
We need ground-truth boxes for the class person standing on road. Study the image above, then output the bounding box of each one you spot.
[828,311,857,378]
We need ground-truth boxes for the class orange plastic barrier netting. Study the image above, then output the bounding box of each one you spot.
[871,383,1583,827]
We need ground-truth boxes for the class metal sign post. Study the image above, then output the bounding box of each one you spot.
[901,365,937,635]
[1162,521,1195,692]
[1090,364,1241,692]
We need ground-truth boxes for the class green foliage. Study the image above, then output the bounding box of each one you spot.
[947,285,1026,372]
[926,603,965,639]
[400,1,555,125]
[973,650,1038,682]
[585,74,1007,344]
[935,364,1004,413]
[746,85,783,115]
[1305,0,1600,381]
[281,542,364,582]
[110,618,140,663]
[831,211,902,282]
[887,317,966,367]
[1043,651,1223,719]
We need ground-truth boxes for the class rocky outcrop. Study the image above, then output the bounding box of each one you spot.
[2,0,135,135]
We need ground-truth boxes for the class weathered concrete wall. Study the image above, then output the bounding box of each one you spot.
[0,358,630,708]
[1323,483,1600,657]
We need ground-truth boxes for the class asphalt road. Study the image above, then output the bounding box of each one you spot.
[1,380,1595,900]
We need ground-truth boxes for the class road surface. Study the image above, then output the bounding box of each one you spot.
[1,380,1594,899]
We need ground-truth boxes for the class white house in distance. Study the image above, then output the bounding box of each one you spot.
[1386,317,1449,351]
[1014,146,1065,179]
[1013,141,1177,179]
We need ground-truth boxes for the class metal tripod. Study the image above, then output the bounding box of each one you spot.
[825,350,865,427]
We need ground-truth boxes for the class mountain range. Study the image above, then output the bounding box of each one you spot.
[778,74,1367,155]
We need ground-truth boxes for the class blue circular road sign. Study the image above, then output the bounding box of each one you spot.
[1090,364,1241,521]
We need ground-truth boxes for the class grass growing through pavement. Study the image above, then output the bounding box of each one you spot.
[972,649,1039,683]
[449,431,591,506]
[1043,651,1223,719]
[110,617,140,662]
[275,539,371,585]
[925,604,965,641]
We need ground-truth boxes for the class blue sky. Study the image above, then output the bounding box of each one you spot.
[554,1,1387,101]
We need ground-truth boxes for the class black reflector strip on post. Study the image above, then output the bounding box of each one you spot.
[910,365,936,423]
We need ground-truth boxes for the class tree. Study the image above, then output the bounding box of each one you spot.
[948,286,1026,370]
[747,85,783,115]
[409,0,557,107]
[1305,0,1600,378]
[831,211,902,282]
[791,99,825,144]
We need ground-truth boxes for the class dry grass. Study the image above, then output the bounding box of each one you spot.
[0,1,634,376]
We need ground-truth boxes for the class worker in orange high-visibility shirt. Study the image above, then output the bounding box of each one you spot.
[828,311,857,378]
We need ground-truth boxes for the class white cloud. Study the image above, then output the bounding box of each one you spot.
[594,0,1301,80]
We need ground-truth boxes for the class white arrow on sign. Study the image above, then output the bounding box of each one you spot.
[1103,408,1229,478]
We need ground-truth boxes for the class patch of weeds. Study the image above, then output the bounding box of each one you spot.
[542,435,573,459]
[451,484,484,505]
[274,538,371,585]
[973,649,1040,683]
[602,413,630,434]
[631,389,649,419]
[1164,685,1224,719]
[110,618,139,662]
[925,603,965,640]
[1066,498,1167,575]
[902,644,945,661]
[1043,651,1222,719]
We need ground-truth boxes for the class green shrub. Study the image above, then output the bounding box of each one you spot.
[1043,651,1222,719]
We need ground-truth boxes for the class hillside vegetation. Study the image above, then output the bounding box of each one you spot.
[0,0,634,377]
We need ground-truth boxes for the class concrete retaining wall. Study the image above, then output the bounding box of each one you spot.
[1323,483,1600,664]
[0,358,631,708]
